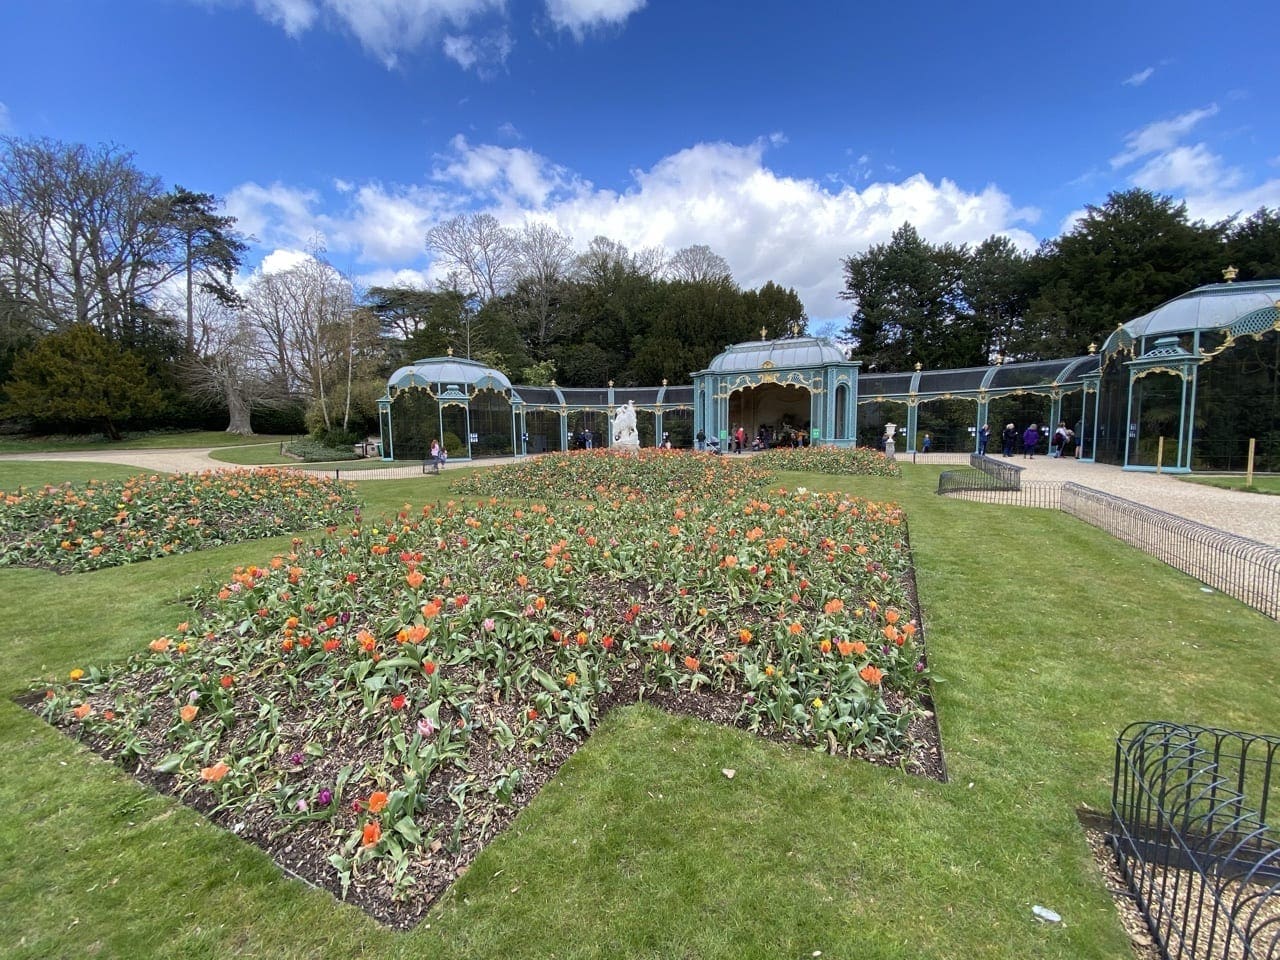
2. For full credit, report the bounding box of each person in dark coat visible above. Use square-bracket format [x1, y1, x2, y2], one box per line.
[1001, 423, 1017, 457]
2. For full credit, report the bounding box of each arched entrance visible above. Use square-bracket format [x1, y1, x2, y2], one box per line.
[728, 382, 812, 446]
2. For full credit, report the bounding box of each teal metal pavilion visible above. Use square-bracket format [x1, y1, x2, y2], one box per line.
[375, 279, 1279, 472]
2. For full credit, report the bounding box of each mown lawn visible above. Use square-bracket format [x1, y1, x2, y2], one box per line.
[0, 430, 293, 453]
[1, 460, 1275, 959]
[1181, 473, 1280, 495]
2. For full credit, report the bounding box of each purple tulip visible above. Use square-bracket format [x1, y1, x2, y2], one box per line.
[289, 751, 304, 766]
[317, 788, 333, 806]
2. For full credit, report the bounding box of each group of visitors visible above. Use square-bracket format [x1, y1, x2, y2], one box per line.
[995, 421, 1077, 459]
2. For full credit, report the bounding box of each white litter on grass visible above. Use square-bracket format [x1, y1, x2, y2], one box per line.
[1032, 905, 1062, 923]
[1200, 587, 1214, 593]
[721, 768, 736, 779]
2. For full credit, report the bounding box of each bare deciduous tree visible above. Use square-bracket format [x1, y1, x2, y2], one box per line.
[666, 243, 733, 284]
[511, 221, 574, 353]
[178, 289, 271, 435]
[424, 212, 518, 305]
[0, 137, 178, 343]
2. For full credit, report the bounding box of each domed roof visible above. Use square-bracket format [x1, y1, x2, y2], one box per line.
[387, 356, 513, 393]
[703, 336, 849, 374]
[1115, 279, 1280, 341]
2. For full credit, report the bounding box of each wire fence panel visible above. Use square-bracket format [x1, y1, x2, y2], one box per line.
[1062, 484, 1280, 622]
[1112, 721, 1280, 959]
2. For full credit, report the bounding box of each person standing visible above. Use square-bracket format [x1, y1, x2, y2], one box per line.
[734, 424, 745, 453]
[922, 433, 932, 454]
[696, 428, 705, 451]
[978, 423, 991, 456]
[1022, 423, 1040, 459]
[1001, 423, 1017, 457]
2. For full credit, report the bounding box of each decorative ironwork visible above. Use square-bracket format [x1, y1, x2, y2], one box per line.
[1111, 720, 1280, 959]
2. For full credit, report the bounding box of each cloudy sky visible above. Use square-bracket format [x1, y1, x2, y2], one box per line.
[2, 0, 1278, 323]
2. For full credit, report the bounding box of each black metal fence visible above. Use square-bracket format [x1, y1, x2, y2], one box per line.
[1062, 484, 1280, 622]
[1111, 721, 1280, 959]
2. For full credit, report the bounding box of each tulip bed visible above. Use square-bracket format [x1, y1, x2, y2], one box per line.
[450, 446, 775, 500]
[33, 452, 934, 928]
[753, 445, 903, 477]
[0, 468, 356, 572]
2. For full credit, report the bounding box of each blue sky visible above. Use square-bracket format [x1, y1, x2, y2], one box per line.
[2, 0, 1278, 323]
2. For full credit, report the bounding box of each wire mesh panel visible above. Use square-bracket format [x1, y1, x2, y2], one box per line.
[1112, 721, 1280, 959]
[1062, 484, 1280, 621]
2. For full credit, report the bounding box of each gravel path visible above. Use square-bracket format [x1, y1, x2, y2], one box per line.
[3, 447, 1276, 549]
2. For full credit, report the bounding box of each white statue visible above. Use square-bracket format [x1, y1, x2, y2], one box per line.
[883, 422, 896, 460]
[612, 400, 640, 451]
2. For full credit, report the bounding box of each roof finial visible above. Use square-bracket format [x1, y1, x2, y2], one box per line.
[608, 379, 614, 388]
[1088, 342, 1097, 354]
[914, 361, 922, 372]
[760, 326, 768, 340]
[1222, 265, 1239, 282]
[446, 346, 454, 356]
[662, 378, 668, 387]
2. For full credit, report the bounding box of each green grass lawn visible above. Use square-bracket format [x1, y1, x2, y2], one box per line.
[1181, 473, 1280, 495]
[1, 460, 1276, 958]
[0, 430, 294, 453]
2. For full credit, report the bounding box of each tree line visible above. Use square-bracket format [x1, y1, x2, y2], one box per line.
[1, 135, 1276, 442]
[841, 190, 1280, 371]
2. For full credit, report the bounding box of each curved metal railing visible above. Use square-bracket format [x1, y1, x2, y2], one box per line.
[1112, 721, 1280, 958]
[1062, 484, 1280, 621]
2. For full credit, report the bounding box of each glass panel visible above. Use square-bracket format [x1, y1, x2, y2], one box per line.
[524, 409, 561, 453]
[389, 390, 440, 461]
[1127, 372, 1184, 468]
[916, 397, 978, 452]
[987, 396, 1051, 457]
[835, 384, 848, 439]
[856, 400, 908, 450]
[566, 410, 607, 448]
[1193, 329, 1279, 471]
[1094, 354, 1129, 465]
[469, 389, 513, 459]
[661, 409, 694, 448]
[440, 404, 469, 458]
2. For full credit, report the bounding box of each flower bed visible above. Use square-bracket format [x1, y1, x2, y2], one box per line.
[35, 481, 936, 927]
[0, 468, 357, 572]
[450, 447, 773, 500]
[753, 445, 902, 477]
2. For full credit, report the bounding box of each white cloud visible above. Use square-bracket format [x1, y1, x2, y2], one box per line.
[1129, 143, 1242, 194]
[1111, 104, 1219, 168]
[432, 134, 580, 208]
[231, 136, 1040, 323]
[1179, 178, 1280, 223]
[1101, 102, 1278, 226]
[441, 29, 512, 74]
[260, 247, 314, 274]
[1122, 67, 1154, 87]
[221, 0, 505, 68]
[438, 136, 1037, 321]
[225, 179, 447, 263]
[252, 0, 317, 35]
[497, 121, 522, 140]
[545, 0, 645, 37]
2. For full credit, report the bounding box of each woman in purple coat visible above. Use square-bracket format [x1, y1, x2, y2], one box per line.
[1022, 423, 1040, 458]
